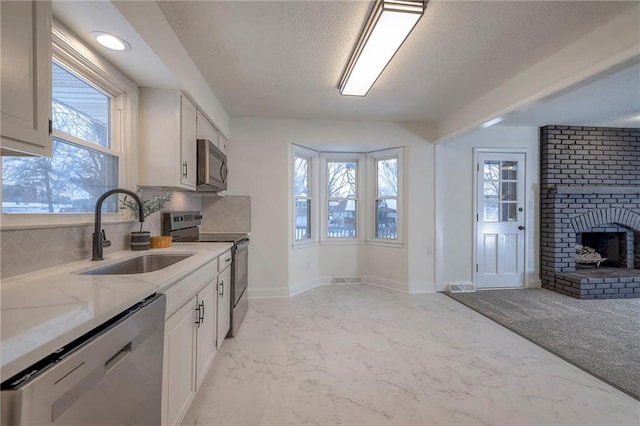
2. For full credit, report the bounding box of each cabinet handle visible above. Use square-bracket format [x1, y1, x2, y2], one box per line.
[194, 304, 201, 327]
[219, 281, 224, 297]
[183, 161, 188, 178]
[200, 301, 205, 323]
[225, 257, 231, 263]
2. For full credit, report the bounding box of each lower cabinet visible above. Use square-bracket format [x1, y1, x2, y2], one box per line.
[163, 297, 197, 426]
[195, 281, 218, 389]
[162, 251, 233, 425]
[217, 261, 231, 349]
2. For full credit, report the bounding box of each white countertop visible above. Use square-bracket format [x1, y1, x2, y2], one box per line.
[1, 242, 232, 383]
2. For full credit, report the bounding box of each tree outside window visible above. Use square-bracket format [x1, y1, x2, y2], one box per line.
[327, 160, 358, 238]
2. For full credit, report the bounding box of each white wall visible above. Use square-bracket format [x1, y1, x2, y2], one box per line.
[228, 118, 436, 297]
[435, 126, 539, 290]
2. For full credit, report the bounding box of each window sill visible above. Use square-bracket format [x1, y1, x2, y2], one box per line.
[366, 240, 404, 248]
[0, 214, 135, 231]
[320, 239, 366, 246]
[292, 240, 319, 250]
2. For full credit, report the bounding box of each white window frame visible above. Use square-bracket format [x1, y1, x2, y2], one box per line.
[0, 19, 138, 230]
[368, 147, 403, 246]
[292, 145, 318, 247]
[320, 152, 365, 244]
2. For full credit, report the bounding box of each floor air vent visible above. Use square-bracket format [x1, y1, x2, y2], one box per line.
[333, 277, 362, 285]
[446, 283, 476, 293]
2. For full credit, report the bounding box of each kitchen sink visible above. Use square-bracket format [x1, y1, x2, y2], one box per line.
[81, 254, 193, 275]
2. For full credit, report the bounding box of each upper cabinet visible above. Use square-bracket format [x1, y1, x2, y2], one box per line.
[139, 89, 197, 189]
[1, 0, 52, 157]
[196, 110, 219, 146]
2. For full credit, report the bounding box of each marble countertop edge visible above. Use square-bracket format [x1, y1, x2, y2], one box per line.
[1, 242, 232, 382]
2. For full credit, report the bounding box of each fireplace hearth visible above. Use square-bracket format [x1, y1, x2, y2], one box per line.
[540, 125, 640, 299]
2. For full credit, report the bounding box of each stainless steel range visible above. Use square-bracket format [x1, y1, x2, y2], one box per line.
[162, 211, 248, 338]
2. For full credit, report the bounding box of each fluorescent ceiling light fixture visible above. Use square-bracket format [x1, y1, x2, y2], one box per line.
[481, 116, 505, 128]
[91, 32, 131, 52]
[338, 0, 427, 97]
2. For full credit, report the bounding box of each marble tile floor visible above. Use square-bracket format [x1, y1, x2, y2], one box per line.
[182, 285, 639, 425]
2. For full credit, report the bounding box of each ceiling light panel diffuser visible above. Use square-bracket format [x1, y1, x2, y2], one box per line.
[339, 0, 427, 97]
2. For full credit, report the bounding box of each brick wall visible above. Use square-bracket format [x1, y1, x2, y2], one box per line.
[540, 126, 640, 299]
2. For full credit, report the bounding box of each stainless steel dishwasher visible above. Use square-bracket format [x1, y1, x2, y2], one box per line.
[1, 293, 166, 425]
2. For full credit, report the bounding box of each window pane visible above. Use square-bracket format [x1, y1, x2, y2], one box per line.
[52, 62, 110, 148]
[2, 139, 118, 213]
[327, 161, 357, 197]
[328, 200, 356, 238]
[294, 156, 308, 197]
[295, 199, 311, 240]
[375, 199, 397, 239]
[377, 158, 397, 197]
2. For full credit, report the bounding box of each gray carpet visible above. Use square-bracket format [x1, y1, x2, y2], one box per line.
[446, 288, 640, 400]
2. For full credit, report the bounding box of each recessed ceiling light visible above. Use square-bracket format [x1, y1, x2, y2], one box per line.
[91, 31, 131, 52]
[481, 117, 505, 128]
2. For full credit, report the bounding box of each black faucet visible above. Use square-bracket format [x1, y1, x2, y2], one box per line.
[92, 188, 144, 261]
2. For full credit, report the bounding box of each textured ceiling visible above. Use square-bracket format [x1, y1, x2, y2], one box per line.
[158, 0, 635, 123]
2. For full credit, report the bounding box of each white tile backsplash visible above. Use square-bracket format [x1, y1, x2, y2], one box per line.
[1, 190, 201, 278]
[201, 196, 251, 232]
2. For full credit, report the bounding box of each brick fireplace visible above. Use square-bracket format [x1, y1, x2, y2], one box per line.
[540, 126, 640, 299]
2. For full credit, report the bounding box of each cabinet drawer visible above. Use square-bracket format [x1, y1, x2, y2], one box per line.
[218, 250, 232, 272]
[164, 259, 217, 318]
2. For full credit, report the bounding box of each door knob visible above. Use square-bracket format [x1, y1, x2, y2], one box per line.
[518, 225, 525, 230]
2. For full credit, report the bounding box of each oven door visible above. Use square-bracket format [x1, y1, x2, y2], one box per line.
[232, 240, 249, 306]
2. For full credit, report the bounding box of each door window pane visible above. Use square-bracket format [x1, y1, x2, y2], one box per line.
[501, 161, 517, 180]
[501, 203, 517, 222]
[501, 182, 517, 201]
[328, 200, 356, 238]
[52, 62, 110, 148]
[2, 138, 118, 213]
[484, 160, 500, 181]
[484, 202, 499, 222]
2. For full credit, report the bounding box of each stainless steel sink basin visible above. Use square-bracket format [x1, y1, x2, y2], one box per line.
[81, 254, 193, 275]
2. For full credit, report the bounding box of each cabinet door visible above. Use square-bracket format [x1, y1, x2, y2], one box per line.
[180, 95, 197, 188]
[196, 110, 219, 145]
[217, 266, 232, 349]
[163, 297, 197, 426]
[0, 0, 52, 156]
[195, 280, 218, 389]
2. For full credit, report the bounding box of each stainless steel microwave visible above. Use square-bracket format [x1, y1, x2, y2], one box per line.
[197, 139, 228, 192]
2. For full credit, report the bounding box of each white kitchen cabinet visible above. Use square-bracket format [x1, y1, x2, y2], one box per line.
[195, 281, 218, 389]
[162, 257, 220, 426]
[0, 0, 52, 156]
[163, 297, 197, 426]
[219, 133, 229, 156]
[196, 110, 219, 146]
[139, 89, 197, 189]
[217, 254, 232, 349]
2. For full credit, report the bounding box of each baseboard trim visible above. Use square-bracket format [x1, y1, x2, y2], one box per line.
[248, 287, 290, 299]
[289, 277, 331, 297]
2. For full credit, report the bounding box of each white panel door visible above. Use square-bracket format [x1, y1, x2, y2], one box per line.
[476, 152, 526, 288]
